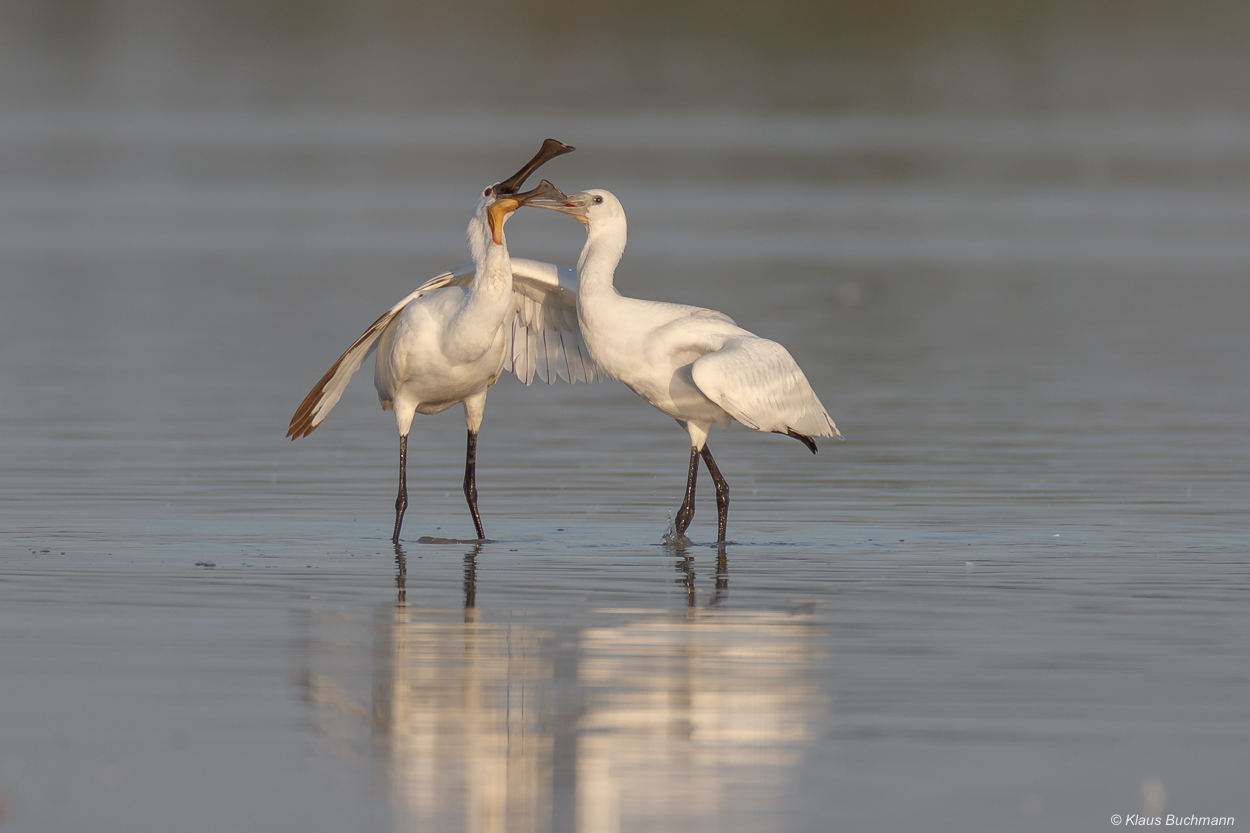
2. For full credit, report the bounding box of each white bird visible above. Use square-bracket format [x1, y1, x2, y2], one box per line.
[287, 140, 595, 543]
[529, 188, 839, 544]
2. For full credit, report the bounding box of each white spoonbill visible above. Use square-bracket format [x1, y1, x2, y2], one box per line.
[288, 140, 594, 543]
[530, 188, 839, 544]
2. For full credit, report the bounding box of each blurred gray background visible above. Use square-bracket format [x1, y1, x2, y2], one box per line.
[5, 0, 1250, 111]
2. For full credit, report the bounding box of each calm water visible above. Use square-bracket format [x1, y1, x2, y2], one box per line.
[2, 102, 1249, 831]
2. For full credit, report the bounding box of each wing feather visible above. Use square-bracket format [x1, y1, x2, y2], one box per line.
[542, 326, 560, 385]
[530, 325, 545, 382]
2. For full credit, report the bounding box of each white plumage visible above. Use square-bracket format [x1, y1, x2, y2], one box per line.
[530, 188, 839, 544]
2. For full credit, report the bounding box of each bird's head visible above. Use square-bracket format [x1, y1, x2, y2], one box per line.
[525, 188, 623, 230]
[473, 179, 570, 246]
[471, 139, 575, 248]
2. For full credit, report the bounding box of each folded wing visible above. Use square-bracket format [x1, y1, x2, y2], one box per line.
[689, 336, 839, 440]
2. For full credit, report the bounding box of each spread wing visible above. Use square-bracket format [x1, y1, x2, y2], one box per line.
[286, 268, 468, 439]
[377, 258, 596, 385]
[287, 258, 595, 439]
[689, 335, 839, 440]
[505, 258, 598, 385]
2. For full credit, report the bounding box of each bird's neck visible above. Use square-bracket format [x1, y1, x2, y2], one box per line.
[447, 237, 512, 361]
[470, 238, 512, 298]
[576, 220, 626, 305]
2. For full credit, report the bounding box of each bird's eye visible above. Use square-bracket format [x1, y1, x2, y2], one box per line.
[484, 187, 492, 197]
[592, 195, 604, 205]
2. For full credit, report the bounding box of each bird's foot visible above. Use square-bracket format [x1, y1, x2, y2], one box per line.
[661, 512, 694, 550]
[417, 535, 494, 545]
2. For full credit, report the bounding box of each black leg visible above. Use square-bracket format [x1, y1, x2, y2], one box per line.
[463, 429, 486, 540]
[700, 444, 730, 543]
[674, 446, 699, 534]
[392, 433, 408, 544]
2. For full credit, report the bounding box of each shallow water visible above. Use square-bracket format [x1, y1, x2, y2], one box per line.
[2, 106, 1249, 832]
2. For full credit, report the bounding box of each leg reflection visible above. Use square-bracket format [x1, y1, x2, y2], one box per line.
[673, 548, 730, 608]
[463, 544, 481, 618]
[709, 544, 729, 606]
[676, 554, 696, 608]
[393, 541, 407, 605]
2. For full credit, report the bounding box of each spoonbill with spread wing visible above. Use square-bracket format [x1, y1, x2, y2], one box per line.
[287, 140, 594, 543]
[530, 188, 838, 544]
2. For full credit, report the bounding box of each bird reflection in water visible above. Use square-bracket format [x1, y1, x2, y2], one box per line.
[301, 549, 822, 832]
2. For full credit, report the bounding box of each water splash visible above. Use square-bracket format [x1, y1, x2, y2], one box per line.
[660, 512, 693, 550]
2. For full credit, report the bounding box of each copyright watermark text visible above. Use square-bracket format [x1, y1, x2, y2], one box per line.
[1112, 815, 1234, 827]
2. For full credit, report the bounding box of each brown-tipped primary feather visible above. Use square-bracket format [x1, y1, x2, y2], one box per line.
[286, 270, 468, 440]
[287, 307, 394, 439]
